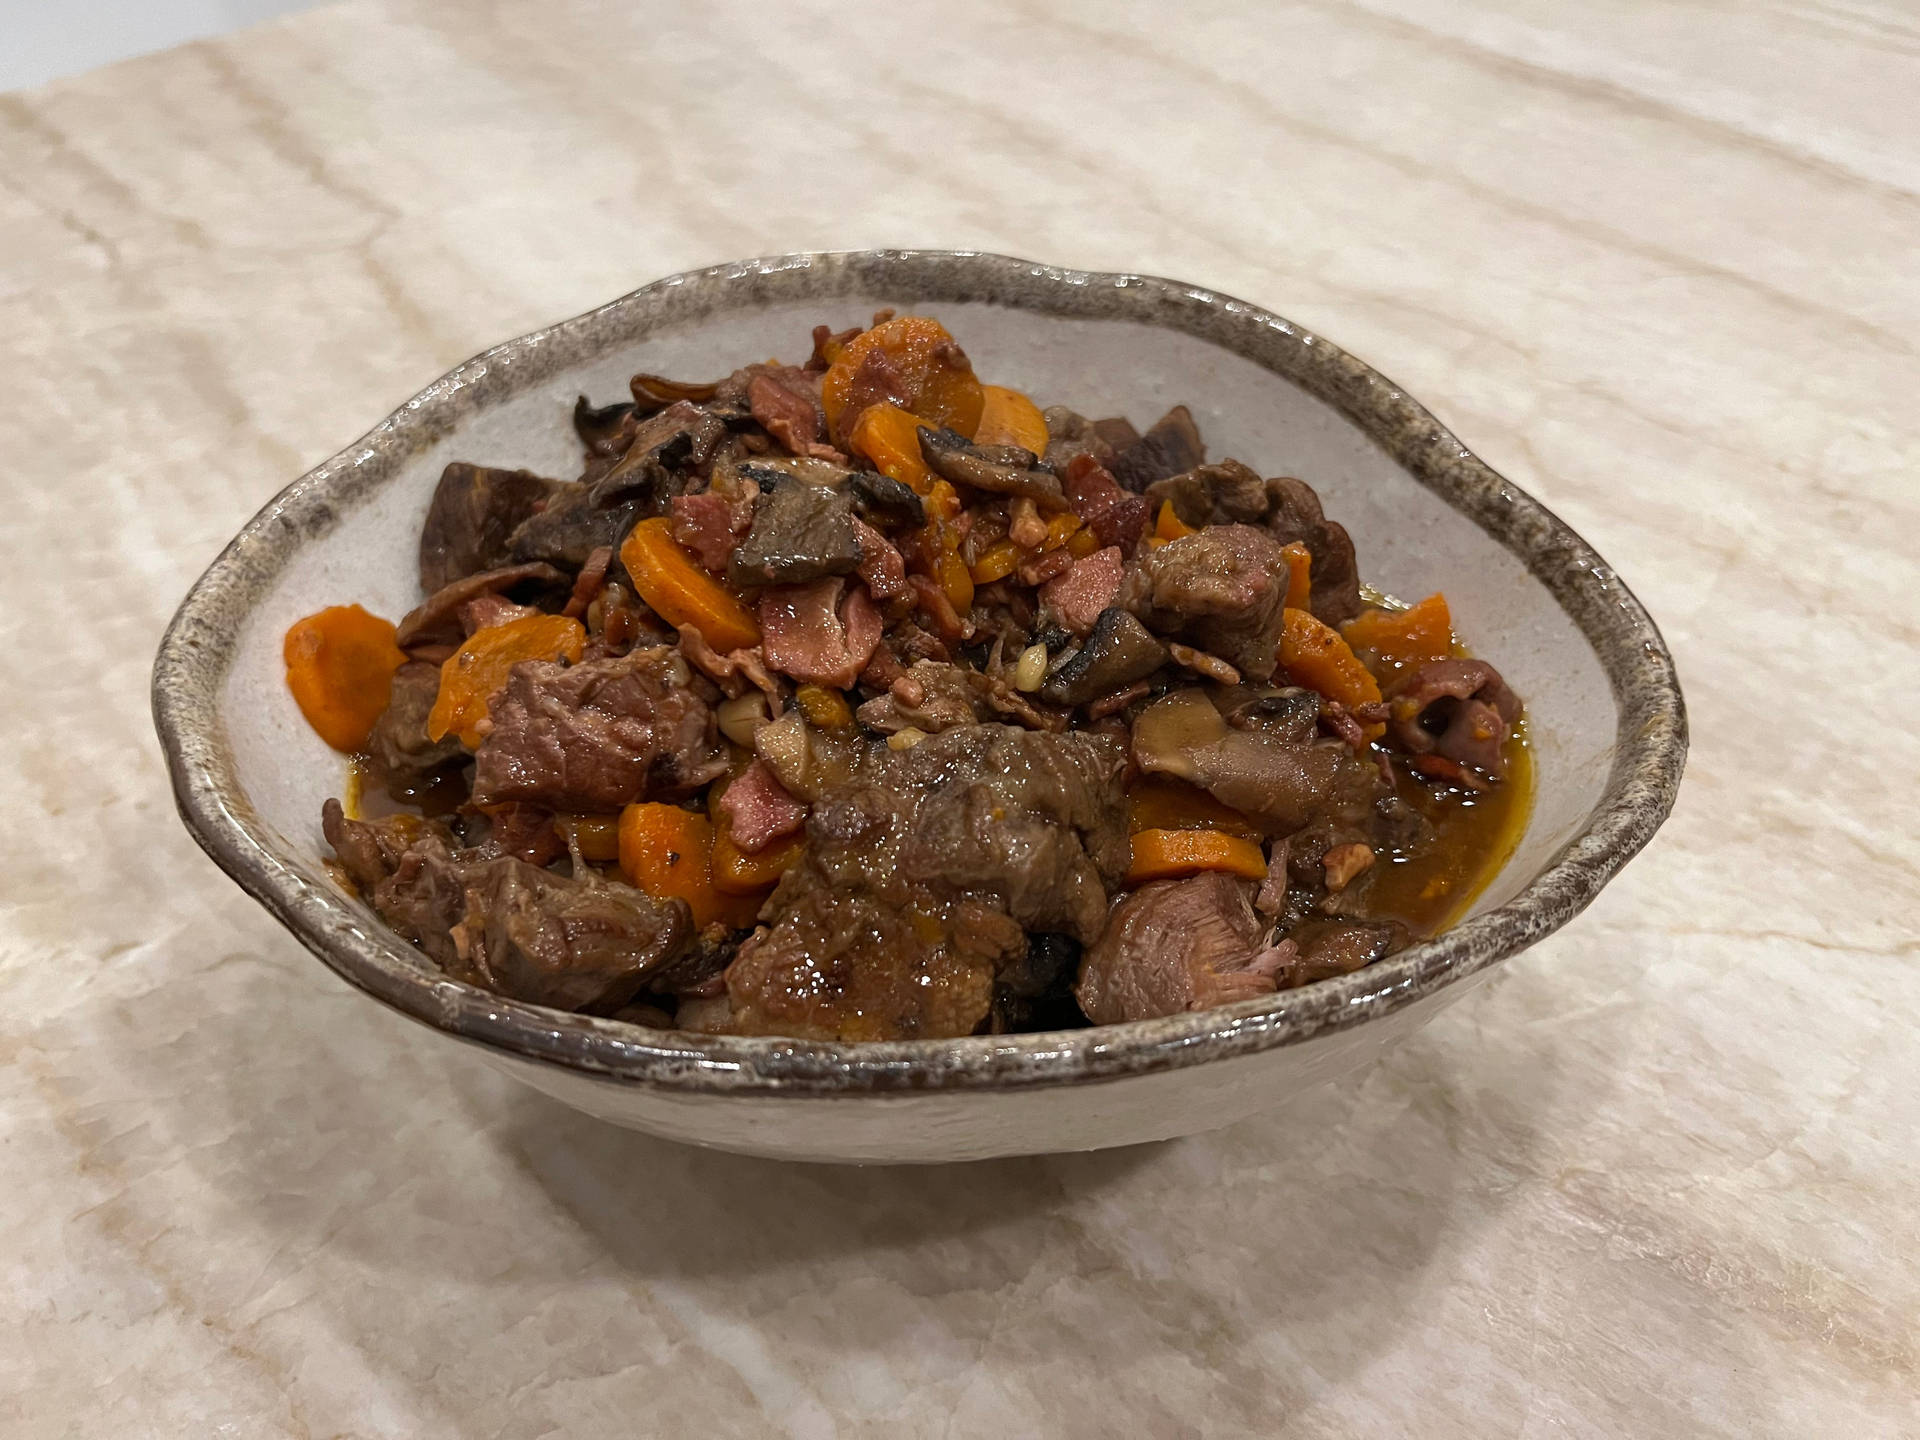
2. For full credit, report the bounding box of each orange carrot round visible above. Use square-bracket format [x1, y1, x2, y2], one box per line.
[283, 604, 409, 753]
[427, 612, 584, 748]
[849, 402, 934, 492]
[620, 516, 760, 653]
[1342, 592, 1454, 670]
[619, 802, 761, 929]
[974, 384, 1049, 453]
[1280, 608, 1384, 739]
[821, 316, 984, 442]
[1125, 828, 1268, 885]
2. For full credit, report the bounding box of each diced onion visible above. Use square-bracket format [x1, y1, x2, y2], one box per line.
[717, 691, 770, 748]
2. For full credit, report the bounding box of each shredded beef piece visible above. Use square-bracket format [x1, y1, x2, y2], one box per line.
[472, 645, 725, 812]
[1144, 459, 1271, 528]
[1076, 873, 1294, 1023]
[856, 661, 980, 735]
[1263, 476, 1363, 626]
[676, 624, 780, 701]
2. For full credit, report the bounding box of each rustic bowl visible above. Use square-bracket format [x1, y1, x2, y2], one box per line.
[153, 250, 1686, 1164]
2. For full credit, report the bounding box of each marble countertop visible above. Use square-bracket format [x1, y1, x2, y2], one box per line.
[3, 0, 1915, 1434]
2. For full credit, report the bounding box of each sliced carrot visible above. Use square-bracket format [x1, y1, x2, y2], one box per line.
[1125, 828, 1269, 885]
[1152, 500, 1198, 545]
[849, 402, 933, 493]
[620, 516, 760, 653]
[1280, 542, 1312, 611]
[283, 604, 409, 753]
[1342, 593, 1454, 670]
[969, 539, 1021, 585]
[935, 543, 974, 615]
[618, 803, 761, 930]
[1280, 607, 1384, 739]
[974, 384, 1050, 453]
[1040, 510, 1083, 551]
[820, 316, 984, 442]
[712, 825, 805, 895]
[427, 612, 584, 749]
[1126, 776, 1261, 840]
[1065, 527, 1101, 559]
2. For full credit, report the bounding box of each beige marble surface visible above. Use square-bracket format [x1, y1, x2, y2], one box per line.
[2, 0, 1916, 1433]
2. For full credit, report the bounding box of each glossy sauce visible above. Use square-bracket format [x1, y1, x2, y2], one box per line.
[1366, 722, 1534, 935]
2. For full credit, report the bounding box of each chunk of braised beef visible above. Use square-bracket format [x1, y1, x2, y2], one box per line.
[366, 661, 465, 782]
[1144, 458, 1270, 527]
[728, 479, 861, 587]
[447, 858, 692, 1012]
[1119, 523, 1292, 680]
[419, 463, 567, 593]
[722, 725, 1128, 1041]
[471, 645, 725, 812]
[1076, 872, 1294, 1024]
[1107, 405, 1204, 493]
[856, 660, 981, 735]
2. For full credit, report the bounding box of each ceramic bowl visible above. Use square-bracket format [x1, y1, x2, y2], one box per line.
[153, 250, 1686, 1164]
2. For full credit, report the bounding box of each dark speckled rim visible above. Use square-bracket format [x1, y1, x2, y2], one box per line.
[152, 251, 1686, 1096]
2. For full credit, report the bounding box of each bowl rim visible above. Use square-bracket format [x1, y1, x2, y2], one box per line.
[152, 249, 1687, 1097]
